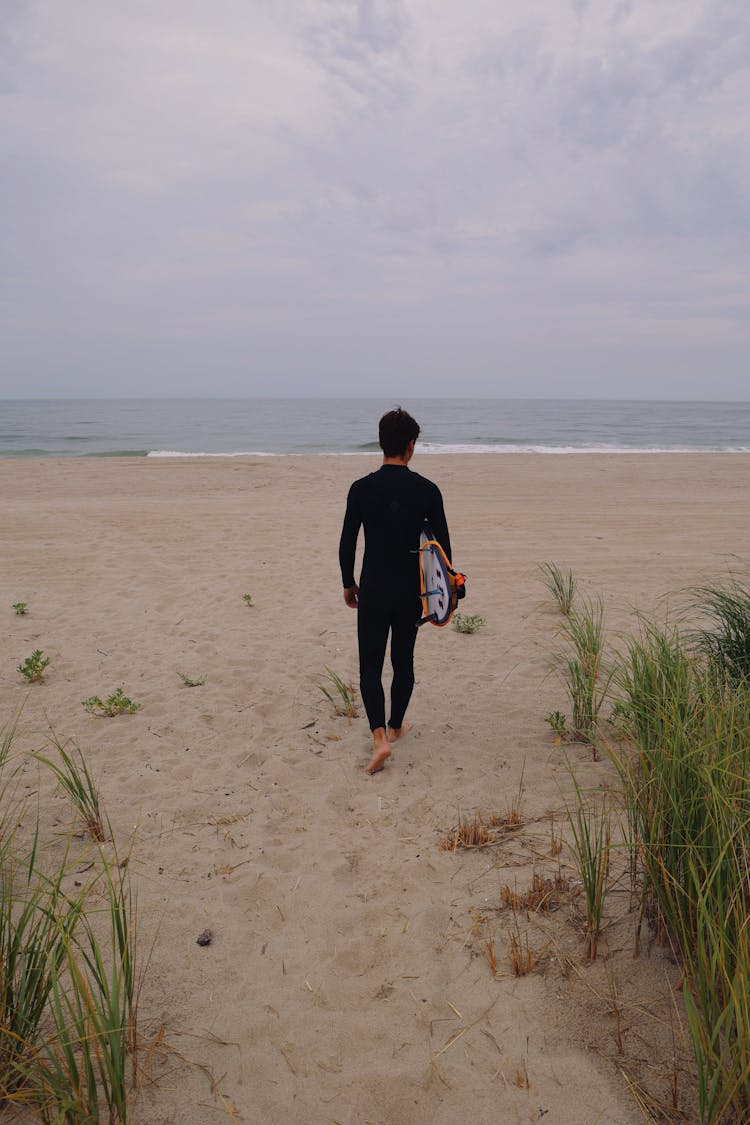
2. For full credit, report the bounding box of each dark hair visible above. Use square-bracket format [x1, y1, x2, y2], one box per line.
[379, 407, 420, 458]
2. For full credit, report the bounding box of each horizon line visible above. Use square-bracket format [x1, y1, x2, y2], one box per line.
[3, 394, 750, 405]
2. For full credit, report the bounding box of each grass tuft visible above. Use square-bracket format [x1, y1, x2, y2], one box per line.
[441, 811, 494, 850]
[500, 869, 570, 914]
[558, 597, 611, 745]
[539, 562, 577, 615]
[566, 774, 610, 961]
[691, 578, 750, 687]
[0, 713, 143, 1121]
[507, 918, 546, 977]
[440, 804, 523, 851]
[318, 668, 358, 718]
[35, 737, 107, 842]
[604, 610, 750, 1121]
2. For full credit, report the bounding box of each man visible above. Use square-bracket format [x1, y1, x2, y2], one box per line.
[339, 407, 452, 774]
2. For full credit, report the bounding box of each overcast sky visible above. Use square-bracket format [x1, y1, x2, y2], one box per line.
[1, 1, 748, 399]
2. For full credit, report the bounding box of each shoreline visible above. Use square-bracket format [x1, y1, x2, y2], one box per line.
[4, 446, 750, 460]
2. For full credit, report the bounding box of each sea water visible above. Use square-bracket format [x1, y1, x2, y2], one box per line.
[2, 398, 750, 458]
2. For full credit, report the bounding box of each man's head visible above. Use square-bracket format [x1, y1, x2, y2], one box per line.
[379, 407, 420, 459]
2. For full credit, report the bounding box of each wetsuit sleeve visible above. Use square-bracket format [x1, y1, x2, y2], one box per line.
[338, 482, 361, 587]
[428, 485, 452, 563]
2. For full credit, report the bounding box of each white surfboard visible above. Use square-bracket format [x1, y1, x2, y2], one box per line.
[418, 524, 464, 627]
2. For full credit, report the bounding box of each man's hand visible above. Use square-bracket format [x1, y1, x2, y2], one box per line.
[343, 585, 359, 609]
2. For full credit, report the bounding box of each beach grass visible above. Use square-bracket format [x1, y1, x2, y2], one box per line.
[691, 578, 750, 688]
[605, 616, 750, 1123]
[557, 597, 611, 744]
[318, 667, 358, 718]
[0, 718, 141, 1120]
[0, 840, 83, 1095]
[35, 736, 107, 842]
[538, 562, 577, 616]
[565, 773, 610, 961]
[5, 858, 137, 1122]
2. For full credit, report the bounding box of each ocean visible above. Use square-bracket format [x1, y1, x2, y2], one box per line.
[2, 398, 750, 458]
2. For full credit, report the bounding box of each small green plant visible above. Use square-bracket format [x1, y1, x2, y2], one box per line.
[242, 593, 254, 606]
[17, 650, 50, 683]
[566, 774, 610, 961]
[177, 671, 206, 687]
[12, 602, 28, 616]
[35, 738, 107, 842]
[452, 613, 485, 634]
[318, 667, 358, 718]
[539, 562, 577, 616]
[83, 688, 140, 717]
[545, 710, 568, 738]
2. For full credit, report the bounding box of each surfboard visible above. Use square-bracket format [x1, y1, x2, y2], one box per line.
[417, 524, 466, 627]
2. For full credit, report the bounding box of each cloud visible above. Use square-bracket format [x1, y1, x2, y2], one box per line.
[1, 0, 748, 396]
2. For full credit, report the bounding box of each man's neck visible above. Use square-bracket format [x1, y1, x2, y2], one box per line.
[382, 441, 415, 467]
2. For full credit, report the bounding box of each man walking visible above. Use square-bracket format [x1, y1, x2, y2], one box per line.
[339, 408, 452, 774]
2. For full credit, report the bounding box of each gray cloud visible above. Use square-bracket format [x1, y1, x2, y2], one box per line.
[1, 0, 748, 398]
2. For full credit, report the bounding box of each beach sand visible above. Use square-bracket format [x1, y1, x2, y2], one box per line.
[3, 452, 749, 1124]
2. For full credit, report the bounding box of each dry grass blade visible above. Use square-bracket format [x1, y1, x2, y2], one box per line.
[441, 811, 494, 850]
[500, 869, 571, 914]
[483, 936, 498, 977]
[440, 809, 523, 851]
[507, 919, 546, 977]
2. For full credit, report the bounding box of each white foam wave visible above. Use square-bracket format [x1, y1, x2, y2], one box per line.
[147, 449, 375, 457]
[147, 449, 282, 457]
[147, 444, 750, 458]
[410, 443, 750, 455]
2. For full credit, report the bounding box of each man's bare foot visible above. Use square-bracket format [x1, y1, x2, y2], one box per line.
[365, 729, 392, 774]
[387, 721, 412, 743]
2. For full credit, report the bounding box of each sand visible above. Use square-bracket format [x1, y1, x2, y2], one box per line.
[3, 452, 749, 1124]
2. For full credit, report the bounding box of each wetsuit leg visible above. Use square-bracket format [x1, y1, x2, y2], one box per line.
[388, 609, 418, 730]
[357, 610, 390, 731]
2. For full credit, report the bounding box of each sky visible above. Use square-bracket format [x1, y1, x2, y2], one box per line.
[1, 0, 748, 399]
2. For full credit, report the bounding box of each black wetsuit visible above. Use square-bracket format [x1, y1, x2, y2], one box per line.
[339, 464, 451, 731]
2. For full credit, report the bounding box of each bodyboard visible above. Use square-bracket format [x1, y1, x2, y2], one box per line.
[418, 524, 466, 627]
